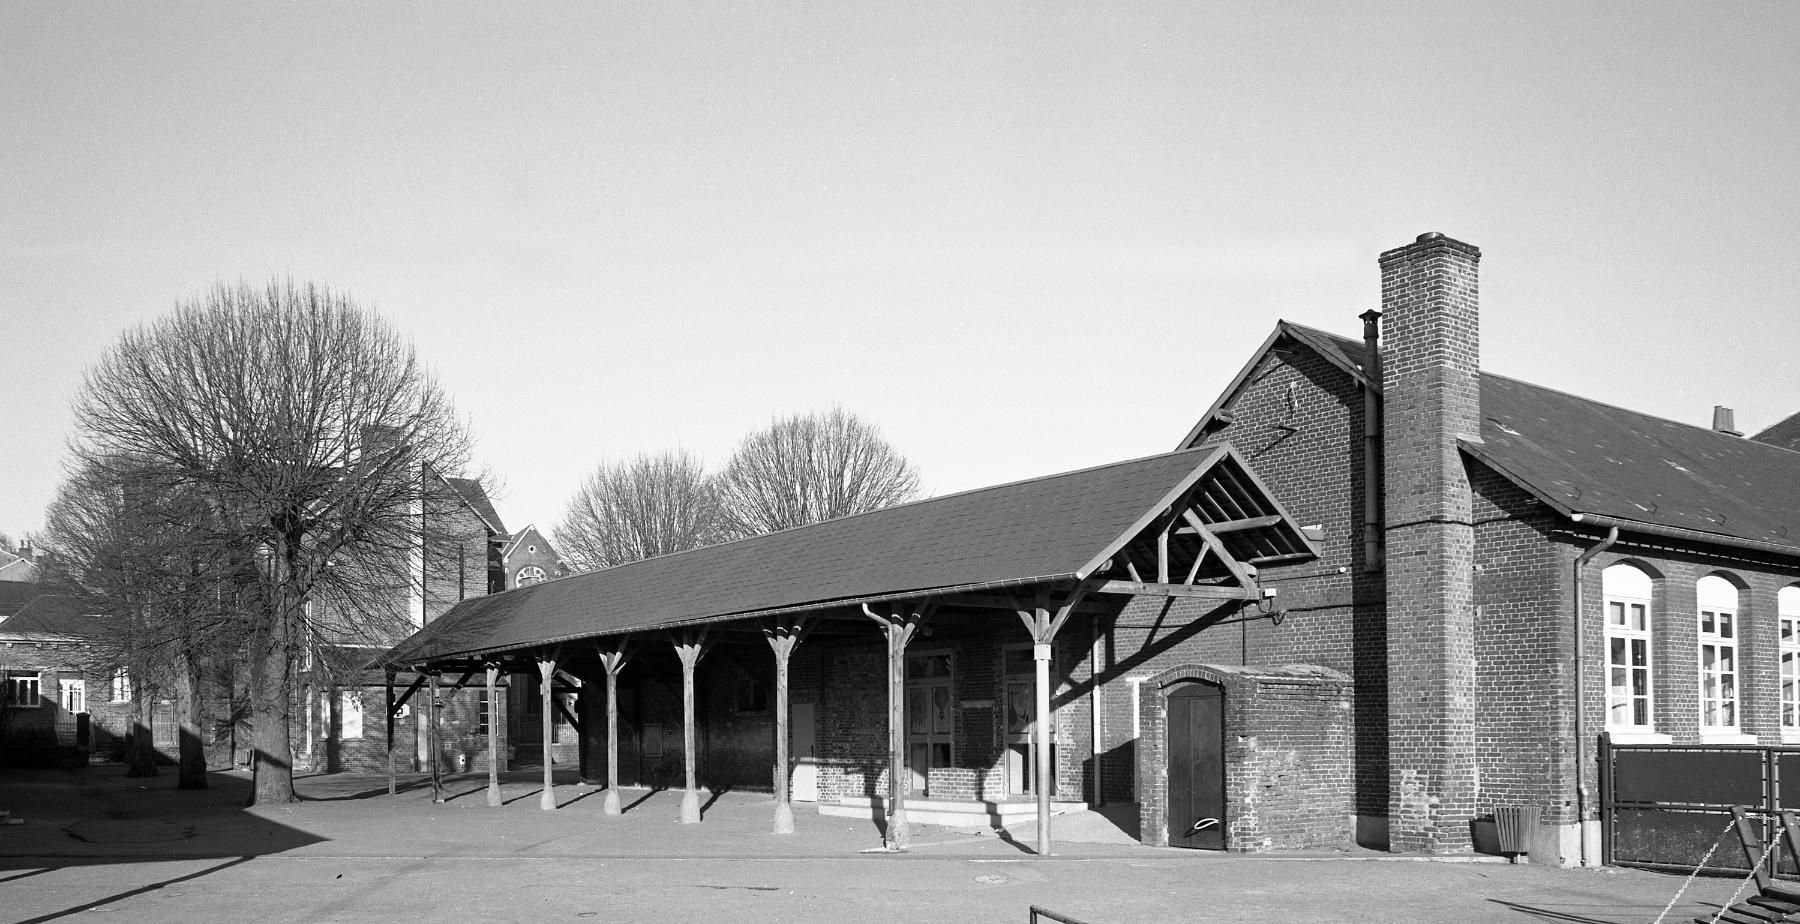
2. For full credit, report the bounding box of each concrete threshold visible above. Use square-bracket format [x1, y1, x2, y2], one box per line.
[818, 795, 1089, 828]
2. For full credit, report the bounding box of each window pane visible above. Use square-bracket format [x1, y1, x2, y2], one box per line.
[1630, 604, 1647, 630]
[1631, 639, 1648, 667]
[1609, 601, 1625, 626]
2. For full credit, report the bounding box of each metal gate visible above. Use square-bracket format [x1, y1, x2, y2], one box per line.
[1602, 734, 1800, 874]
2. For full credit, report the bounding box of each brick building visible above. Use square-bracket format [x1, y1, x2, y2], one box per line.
[384, 232, 1800, 867]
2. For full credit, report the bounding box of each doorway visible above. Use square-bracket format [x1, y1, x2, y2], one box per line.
[905, 651, 953, 795]
[1167, 681, 1225, 849]
[1002, 644, 1053, 796]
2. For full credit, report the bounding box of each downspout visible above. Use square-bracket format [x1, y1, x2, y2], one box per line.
[1359, 309, 1384, 571]
[1571, 525, 1618, 868]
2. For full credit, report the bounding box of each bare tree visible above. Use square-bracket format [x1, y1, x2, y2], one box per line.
[40, 460, 241, 786]
[68, 280, 479, 805]
[555, 450, 720, 572]
[714, 407, 921, 540]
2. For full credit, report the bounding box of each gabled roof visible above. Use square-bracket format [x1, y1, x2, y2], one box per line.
[0, 557, 37, 582]
[501, 523, 551, 559]
[1196, 321, 1800, 559]
[444, 476, 506, 537]
[384, 445, 1317, 666]
[1176, 320, 1376, 449]
[1755, 411, 1800, 453]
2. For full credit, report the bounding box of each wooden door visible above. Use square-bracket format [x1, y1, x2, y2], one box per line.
[1167, 682, 1225, 849]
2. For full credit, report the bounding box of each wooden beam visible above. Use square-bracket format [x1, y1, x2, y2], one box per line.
[671, 628, 712, 824]
[385, 671, 397, 797]
[861, 601, 934, 851]
[391, 675, 428, 714]
[1092, 580, 1259, 600]
[1182, 510, 1257, 590]
[428, 672, 444, 804]
[763, 617, 812, 835]
[485, 663, 501, 807]
[597, 636, 636, 816]
[1010, 583, 1093, 857]
[536, 652, 558, 811]
[1180, 514, 1283, 534]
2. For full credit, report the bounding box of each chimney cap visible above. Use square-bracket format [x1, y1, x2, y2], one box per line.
[1712, 405, 1743, 437]
[1417, 232, 1445, 242]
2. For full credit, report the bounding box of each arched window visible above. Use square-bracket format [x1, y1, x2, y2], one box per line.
[517, 565, 547, 587]
[1604, 564, 1655, 731]
[1697, 575, 1741, 731]
[1782, 586, 1800, 730]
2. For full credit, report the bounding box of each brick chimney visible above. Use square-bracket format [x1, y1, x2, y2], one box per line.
[1379, 231, 1481, 854]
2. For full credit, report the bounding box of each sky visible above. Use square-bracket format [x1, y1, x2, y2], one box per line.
[2, 2, 1796, 542]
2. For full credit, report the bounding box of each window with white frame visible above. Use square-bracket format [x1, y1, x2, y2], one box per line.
[340, 691, 365, 740]
[59, 679, 86, 714]
[110, 668, 132, 703]
[3, 671, 42, 708]
[1698, 575, 1741, 731]
[1782, 586, 1800, 730]
[1604, 564, 1655, 731]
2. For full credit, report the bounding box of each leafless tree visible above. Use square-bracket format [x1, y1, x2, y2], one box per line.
[714, 407, 921, 540]
[40, 460, 241, 786]
[68, 280, 481, 805]
[555, 450, 720, 572]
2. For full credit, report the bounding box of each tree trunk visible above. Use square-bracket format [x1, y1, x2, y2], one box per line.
[125, 684, 159, 778]
[246, 573, 299, 805]
[173, 647, 208, 790]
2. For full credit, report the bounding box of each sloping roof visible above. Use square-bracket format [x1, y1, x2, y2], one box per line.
[1198, 321, 1800, 559]
[386, 445, 1308, 665]
[1468, 375, 1800, 556]
[0, 581, 37, 622]
[0, 589, 104, 640]
[1755, 411, 1800, 452]
[501, 523, 549, 559]
[445, 476, 506, 537]
[1176, 320, 1376, 448]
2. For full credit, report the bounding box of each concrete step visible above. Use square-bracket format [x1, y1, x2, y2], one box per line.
[818, 795, 1088, 828]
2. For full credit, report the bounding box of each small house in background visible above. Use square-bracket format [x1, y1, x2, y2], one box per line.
[0, 584, 136, 765]
[501, 524, 570, 589]
[0, 540, 40, 583]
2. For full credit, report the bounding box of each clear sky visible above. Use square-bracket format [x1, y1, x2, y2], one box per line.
[3, 3, 1796, 540]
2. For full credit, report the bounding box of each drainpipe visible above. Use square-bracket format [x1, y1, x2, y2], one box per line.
[1571, 524, 1618, 868]
[1359, 309, 1384, 571]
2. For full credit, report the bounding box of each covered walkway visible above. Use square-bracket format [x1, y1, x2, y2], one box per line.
[379, 444, 1318, 854]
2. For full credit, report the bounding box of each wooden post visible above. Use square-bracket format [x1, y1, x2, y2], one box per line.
[486, 663, 501, 807]
[1013, 584, 1091, 857]
[597, 638, 634, 816]
[537, 651, 558, 811]
[763, 619, 811, 835]
[862, 602, 931, 851]
[672, 629, 713, 824]
[428, 672, 444, 804]
[385, 670, 396, 796]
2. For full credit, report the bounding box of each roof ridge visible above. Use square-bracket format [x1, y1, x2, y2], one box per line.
[1482, 371, 1800, 457]
[537, 444, 1223, 586]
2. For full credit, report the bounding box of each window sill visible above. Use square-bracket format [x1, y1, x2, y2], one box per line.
[1607, 731, 1672, 745]
[1699, 732, 1759, 745]
[1782, 730, 1800, 746]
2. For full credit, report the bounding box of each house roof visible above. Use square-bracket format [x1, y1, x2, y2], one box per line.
[384, 444, 1315, 666]
[1755, 411, 1800, 453]
[0, 588, 104, 640]
[0, 557, 36, 582]
[501, 524, 551, 560]
[1198, 321, 1800, 559]
[444, 476, 506, 537]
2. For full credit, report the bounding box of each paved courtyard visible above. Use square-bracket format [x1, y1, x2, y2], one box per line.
[0, 764, 1749, 924]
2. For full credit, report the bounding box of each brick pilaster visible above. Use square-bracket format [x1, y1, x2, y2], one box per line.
[1380, 232, 1482, 853]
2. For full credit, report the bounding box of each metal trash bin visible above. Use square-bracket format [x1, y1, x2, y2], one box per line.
[1493, 804, 1540, 860]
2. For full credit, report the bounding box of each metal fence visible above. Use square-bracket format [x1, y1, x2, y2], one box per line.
[1602, 735, 1800, 874]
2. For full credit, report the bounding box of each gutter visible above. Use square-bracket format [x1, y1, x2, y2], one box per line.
[1572, 525, 1618, 868]
[1568, 512, 1800, 560]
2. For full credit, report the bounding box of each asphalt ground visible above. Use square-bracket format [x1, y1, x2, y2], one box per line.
[0, 764, 1751, 924]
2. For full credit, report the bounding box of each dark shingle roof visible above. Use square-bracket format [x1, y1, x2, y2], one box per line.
[1755, 411, 1800, 452]
[1255, 322, 1800, 558]
[385, 445, 1274, 665]
[0, 590, 104, 639]
[1469, 374, 1800, 555]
